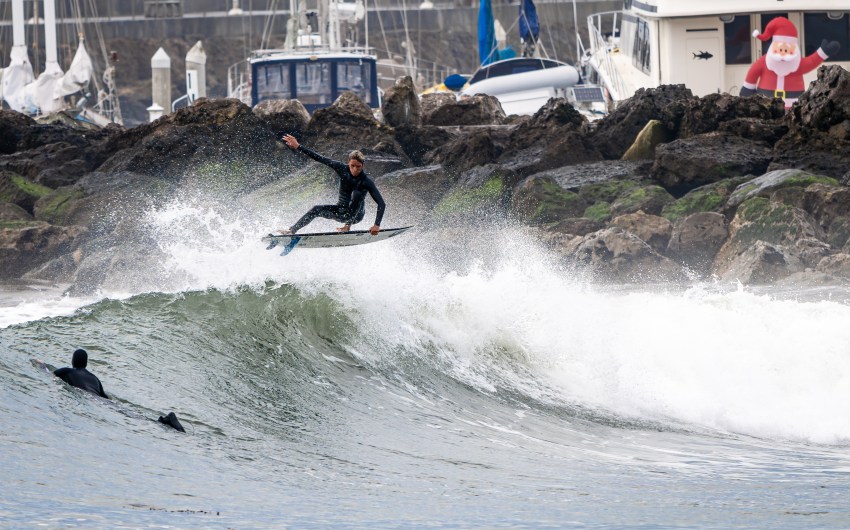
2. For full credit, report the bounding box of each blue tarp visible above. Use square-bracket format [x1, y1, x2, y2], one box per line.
[519, 0, 540, 43]
[478, 0, 497, 66]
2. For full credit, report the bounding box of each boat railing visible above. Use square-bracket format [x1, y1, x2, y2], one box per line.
[583, 10, 627, 103]
[227, 59, 252, 105]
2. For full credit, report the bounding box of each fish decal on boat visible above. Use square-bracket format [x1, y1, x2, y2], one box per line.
[692, 51, 714, 60]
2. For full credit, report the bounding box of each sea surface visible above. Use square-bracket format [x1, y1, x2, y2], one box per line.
[3, 200, 850, 528]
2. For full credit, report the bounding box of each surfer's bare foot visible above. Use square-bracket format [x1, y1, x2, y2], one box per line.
[336, 224, 351, 232]
[276, 228, 293, 235]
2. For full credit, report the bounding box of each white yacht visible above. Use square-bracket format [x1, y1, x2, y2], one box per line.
[581, 0, 850, 105]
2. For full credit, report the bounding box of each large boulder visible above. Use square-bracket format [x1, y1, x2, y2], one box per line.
[420, 92, 457, 125]
[392, 125, 455, 166]
[0, 141, 96, 188]
[770, 65, 850, 178]
[432, 164, 522, 221]
[660, 176, 753, 222]
[713, 196, 823, 278]
[651, 132, 773, 195]
[307, 92, 400, 156]
[562, 227, 685, 283]
[381, 76, 421, 128]
[610, 184, 675, 217]
[253, 99, 311, 137]
[510, 175, 586, 225]
[0, 110, 35, 154]
[592, 84, 694, 159]
[715, 240, 804, 284]
[675, 93, 785, 141]
[375, 165, 453, 211]
[423, 94, 506, 126]
[0, 222, 87, 278]
[666, 211, 728, 273]
[609, 211, 672, 253]
[724, 169, 839, 214]
[425, 128, 502, 175]
[0, 202, 33, 221]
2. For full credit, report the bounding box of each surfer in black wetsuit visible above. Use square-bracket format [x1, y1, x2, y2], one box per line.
[53, 349, 109, 399]
[278, 134, 385, 235]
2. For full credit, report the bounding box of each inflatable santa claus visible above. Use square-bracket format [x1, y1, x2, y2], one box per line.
[740, 16, 840, 108]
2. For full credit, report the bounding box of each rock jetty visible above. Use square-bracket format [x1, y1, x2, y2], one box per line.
[3, 65, 850, 291]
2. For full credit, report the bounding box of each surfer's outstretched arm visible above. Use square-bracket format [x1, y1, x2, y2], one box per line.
[281, 134, 346, 172]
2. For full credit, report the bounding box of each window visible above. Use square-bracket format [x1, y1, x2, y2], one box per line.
[336, 61, 373, 105]
[295, 62, 331, 106]
[256, 64, 291, 103]
[724, 15, 752, 65]
[760, 13, 788, 55]
[632, 18, 651, 74]
[804, 12, 850, 61]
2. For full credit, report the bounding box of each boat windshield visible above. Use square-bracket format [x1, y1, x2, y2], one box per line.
[336, 61, 373, 105]
[469, 58, 564, 84]
[256, 63, 291, 103]
[295, 62, 332, 106]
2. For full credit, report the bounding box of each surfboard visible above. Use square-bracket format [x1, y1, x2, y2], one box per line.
[262, 226, 413, 256]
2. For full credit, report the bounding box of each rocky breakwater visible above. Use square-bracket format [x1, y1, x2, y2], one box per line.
[3, 67, 850, 293]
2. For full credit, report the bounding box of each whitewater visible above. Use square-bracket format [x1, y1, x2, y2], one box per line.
[2, 196, 850, 528]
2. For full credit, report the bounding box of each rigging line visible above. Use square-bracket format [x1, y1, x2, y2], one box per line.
[399, 0, 412, 71]
[374, 0, 393, 64]
[261, 0, 280, 49]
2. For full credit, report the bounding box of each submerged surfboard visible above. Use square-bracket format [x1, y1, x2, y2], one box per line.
[262, 226, 413, 256]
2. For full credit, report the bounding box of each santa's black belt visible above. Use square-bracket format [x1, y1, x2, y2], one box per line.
[757, 88, 803, 99]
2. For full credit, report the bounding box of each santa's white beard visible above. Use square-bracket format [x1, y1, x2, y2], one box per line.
[765, 49, 802, 77]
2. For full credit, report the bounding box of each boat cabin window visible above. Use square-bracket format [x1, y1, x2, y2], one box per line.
[256, 64, 291, 103]
[468, 58, 563, 84]
[724, 16, 752, 65]
[296, 62, 332, 106]
[632, 18, 651, 74]
[337, 62, 373, 105]
[804, 12, 850, 61]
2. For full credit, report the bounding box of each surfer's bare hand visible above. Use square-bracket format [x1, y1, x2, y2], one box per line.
[336, 224, 351, 232]
[281, 134, 300, 150]
[369, 224, 380, 235]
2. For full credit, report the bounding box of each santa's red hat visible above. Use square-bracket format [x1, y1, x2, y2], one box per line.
[752, 16, 798, 43]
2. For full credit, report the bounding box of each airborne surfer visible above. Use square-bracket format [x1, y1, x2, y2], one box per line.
[277, 134, 385, 236]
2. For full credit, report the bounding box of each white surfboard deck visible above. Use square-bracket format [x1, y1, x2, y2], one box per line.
[262, 226, 413, 255]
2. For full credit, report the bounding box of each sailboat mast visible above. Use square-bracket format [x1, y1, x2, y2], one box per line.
[44, 0, 62, 75]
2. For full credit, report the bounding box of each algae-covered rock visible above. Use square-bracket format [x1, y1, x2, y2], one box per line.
[583, 201, 612, 223]
[713, 197, 823, 277]
[726, 169, 839, 212]
[0, 170, 53, 213]
[610, 184, 675, 217]
[510, 175, 586, 225]
[660, 176, 752, 221]
[33, 186, 88, 225]
[577, 180, 640, 205]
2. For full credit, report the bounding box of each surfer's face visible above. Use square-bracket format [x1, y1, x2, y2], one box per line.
[348, 159, 363, 176]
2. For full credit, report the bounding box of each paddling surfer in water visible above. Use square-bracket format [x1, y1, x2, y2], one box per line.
[278, 134, 385, 236]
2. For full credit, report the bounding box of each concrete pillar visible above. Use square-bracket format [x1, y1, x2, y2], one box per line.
[151, 47, 172, 112]
[228, 0, 243, 15]
[147, 103, 165, 122]
[185, 41, 207, 103]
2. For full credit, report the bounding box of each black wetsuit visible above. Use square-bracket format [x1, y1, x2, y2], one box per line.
[290, 145, 386, 233]
[53, 367, 109, 399]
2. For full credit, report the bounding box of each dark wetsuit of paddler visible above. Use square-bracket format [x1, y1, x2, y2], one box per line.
[278, 134, 385, 236]
[53, 349, 109, 399]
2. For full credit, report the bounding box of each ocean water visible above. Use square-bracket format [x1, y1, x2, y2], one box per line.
[3, 199, 850, 528]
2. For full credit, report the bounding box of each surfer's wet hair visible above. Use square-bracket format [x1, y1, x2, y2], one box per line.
[348, 150, 365, 164]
